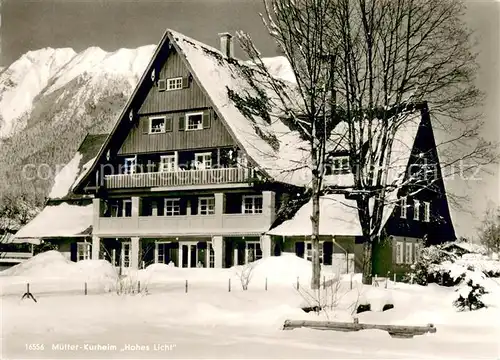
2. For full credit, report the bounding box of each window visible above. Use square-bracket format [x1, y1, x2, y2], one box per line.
[77, 242, 90, 261]
[423, 201, 431, 222]
[194, 152, 212, 170]
[414, 200, 421, 221]
[414, 242, 422, 262]
[199, 197, 215, 215]
[400, 197, 407, 219]
[123, 156, 137, 175]
[164, 198, 181, 216]
[160, 154, 177, 172]
[166, 77, 183, 91]
[149, 117, 166, 133]
[304, 241, 324, 263]
[109, 199, 132, 217]
[405, 242, 414, 264]
[186, 112, 203, 131]
[246, 242, 263, 263]
[242, 195, 263, 214]
[330, 156, 350, 174]
[395, 241, 403, 264]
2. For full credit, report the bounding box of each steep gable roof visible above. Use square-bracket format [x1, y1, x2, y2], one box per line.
[73, 29, 310, 193]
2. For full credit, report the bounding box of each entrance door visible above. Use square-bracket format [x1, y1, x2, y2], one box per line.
[179, 242, 210, 268]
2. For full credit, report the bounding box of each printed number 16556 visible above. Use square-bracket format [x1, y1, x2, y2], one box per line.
[26, 344, 45, 351]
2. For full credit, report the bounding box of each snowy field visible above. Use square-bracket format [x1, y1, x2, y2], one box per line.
[1, 252, 499, 359]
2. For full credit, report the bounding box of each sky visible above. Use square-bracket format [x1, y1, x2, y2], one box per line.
[1, 0, 499, 238]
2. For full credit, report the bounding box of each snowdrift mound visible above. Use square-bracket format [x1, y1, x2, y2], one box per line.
[1, 250, 117, 282]
[243, 253, 312, 285]
[1, 250, 73, 277]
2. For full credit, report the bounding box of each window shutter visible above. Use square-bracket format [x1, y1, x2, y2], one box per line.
[178, 116, 185, 131]
[182, 76, 190, 88]
[165, 117, 173, 132]
[142, 118, 150, 134]
[202, 110, 211, 129]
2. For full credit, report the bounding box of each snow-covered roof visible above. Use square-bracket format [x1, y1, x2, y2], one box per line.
[49, 133, 107, 200]
[442, 241, 489, 255]
[170, 30, 310, 186]
[268, 195, 363, 237]
[14, 203, 92, 239]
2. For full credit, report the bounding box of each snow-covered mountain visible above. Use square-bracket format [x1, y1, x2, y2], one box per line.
[0, 45, 155, 206]
[0, 46, 155, 139]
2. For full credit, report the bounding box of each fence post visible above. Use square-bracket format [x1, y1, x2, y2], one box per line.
[265, 277, 268, 291]
[393, 273, 397, 283]
[296, 277, 299, 290]
[323, 276, 326, 289]
[228, 278, 231, 292]
[137, 281, 141, 293]
[350, 273, 353, 290]
[185, 280, 188, 293]
[85, 282, 87, 295]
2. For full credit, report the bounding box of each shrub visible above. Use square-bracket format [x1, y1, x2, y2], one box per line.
[453, 279, 488, 311]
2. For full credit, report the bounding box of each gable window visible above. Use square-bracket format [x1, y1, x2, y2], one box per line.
[123, 156, 137, 175]
[186, 112, 204, 131]
[414, 200, 421, 221]
[77, 242, 90, 261]
[400, 197, 407, 219]
[166, 77, 183, 91]
[242, 195, 263, 214]
[149, 116, 166, 134]
[423, 201, 431, 222]
[164, 198, 181, 216]
[199, 197, 215, 215]
[328, 156, 350, 175]
[160, 154, 177, 172]
[194, 152, 212, 170]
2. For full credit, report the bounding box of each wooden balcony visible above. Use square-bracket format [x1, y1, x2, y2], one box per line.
[105, 167, 251, 189]
[95, 213, 271, 237]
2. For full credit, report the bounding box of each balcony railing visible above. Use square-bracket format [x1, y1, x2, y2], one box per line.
[105, 167, 252, 189]
[95, 213, 270, 237]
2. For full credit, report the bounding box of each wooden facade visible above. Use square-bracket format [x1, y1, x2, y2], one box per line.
[139, 50, 211, 114]
[119, 109, 235, 154]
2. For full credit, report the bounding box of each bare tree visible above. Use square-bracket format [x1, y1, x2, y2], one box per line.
[478, 206, 500, 255]
[234, 0, 495, 286]
[234, 0, 343, 290]
[331, 0, 495, 283]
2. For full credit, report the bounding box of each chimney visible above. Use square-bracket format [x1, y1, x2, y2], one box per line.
[218, 32, 234, 58]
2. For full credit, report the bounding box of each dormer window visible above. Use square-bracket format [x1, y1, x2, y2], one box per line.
[166, 77, 183, 91]
[149, 117, 166, 133]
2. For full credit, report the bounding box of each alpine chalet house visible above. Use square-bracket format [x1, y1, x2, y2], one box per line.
[14, 134, 107, 261]
[66, 29, 455, 274]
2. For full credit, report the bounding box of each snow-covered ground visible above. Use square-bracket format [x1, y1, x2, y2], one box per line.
[1, 252, 499, 359]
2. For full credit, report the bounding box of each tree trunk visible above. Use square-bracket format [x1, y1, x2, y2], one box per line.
[362, 241, 373, 285]
[311, 189, 321, 290]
